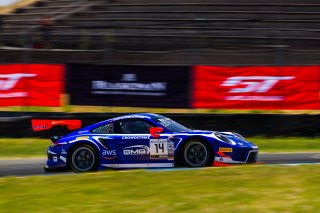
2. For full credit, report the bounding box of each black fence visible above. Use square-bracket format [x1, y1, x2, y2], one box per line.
[0, 112, 318, 138]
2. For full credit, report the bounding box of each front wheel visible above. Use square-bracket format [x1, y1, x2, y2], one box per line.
[181, 140, 213, 167]
[68, 144, 99, 172]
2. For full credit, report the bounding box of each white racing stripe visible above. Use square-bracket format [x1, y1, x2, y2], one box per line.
[101, 163, 174, 168]
[48, 150, 56, 155]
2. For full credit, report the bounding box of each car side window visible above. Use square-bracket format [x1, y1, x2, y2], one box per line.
[118, 119, 153, 134]
[92, 123, 114, 134]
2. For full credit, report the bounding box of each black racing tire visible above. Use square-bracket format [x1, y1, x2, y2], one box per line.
[181, 139, 213, 167]
[68, 144, 99, 173]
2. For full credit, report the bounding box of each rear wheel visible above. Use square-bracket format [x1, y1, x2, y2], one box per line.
[68, 144, 99, 172]
[181, 140, 213, 167]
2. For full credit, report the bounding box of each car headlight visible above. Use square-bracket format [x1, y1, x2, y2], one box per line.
[214, 133, 235, 145]
[233, 132, 246, 141]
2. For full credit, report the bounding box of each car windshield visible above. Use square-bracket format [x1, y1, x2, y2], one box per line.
[151, 115, 190, 132]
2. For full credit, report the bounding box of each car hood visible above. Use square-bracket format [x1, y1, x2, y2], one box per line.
[174, 130, 257, 148]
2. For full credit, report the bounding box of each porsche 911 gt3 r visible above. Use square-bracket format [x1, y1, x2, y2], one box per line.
[32, 113, 259, 172]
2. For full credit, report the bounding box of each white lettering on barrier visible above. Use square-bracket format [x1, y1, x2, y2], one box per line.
[92, 81, 167, 91]
[221, 76, 295, 101]
[222, 76, 294, 93]
[0, 73, 37, 98]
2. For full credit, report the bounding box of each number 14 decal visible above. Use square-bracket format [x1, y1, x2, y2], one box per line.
[150, 139, 168, 159]
[155, 143, 165, 153]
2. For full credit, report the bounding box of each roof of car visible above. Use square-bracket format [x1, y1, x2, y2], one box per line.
[110, 113, 162, 121]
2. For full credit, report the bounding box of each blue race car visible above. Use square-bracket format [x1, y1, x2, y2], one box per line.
[32, 113, 259, 172]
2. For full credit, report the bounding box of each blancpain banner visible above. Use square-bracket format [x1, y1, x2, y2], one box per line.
[92, 75, 167, 96]
[68, 64, 191, 108]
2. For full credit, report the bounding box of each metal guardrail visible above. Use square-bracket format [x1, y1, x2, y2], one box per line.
[1, 46, 320, 65]
[1, 29, 319, 51]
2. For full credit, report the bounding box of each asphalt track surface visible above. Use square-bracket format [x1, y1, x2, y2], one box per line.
[1, 153, 320, 177]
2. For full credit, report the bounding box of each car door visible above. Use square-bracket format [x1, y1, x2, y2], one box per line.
[113, 118, 174, 167]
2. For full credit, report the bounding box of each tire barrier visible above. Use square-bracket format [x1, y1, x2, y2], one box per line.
[0, 112, 318, 138]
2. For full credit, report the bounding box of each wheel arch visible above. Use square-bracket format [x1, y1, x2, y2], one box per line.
[67, 140, 100, 165]
[175, 136, 215, 164]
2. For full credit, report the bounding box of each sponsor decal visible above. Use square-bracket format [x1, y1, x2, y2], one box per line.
[102, 150, 116, 156]
[167, 141, 175, 160]
[68, 64, 190, 108]
[219, 147, 233, 152]
[61, 149, 67, 155]
[122, 136, 150, 140]
[214, 157, 244, 164]
[112, 115, 149, 121]
[150, 138, 174, 159]
[33, 125, 47, 130]
[92, 73, 167, 96]
[0, 64, 64, 107]
[123, 145, 150, 155]
[157, 118, 172, 128]
[232, 76, 293, 93]
[76, 136, 89, 140]
[121, 73, 137, 82]
[193, 65, 320, 110]
[222, 76, 295, 101]
[53, 156, 58, 162]
[0, 73, 37, 98]
[102, 156, 117, 160]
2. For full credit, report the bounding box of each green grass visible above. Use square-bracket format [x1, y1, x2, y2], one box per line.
[248, 137, 320, 152]
[0, 138, 48, 158]
[0, 165, 320, 212]
[0, 137, 319, 158]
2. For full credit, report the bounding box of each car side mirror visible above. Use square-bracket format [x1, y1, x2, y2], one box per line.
[150, 127, 163, 138]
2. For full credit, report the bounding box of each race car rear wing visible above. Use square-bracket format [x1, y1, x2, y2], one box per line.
[31, 119, 81, 142]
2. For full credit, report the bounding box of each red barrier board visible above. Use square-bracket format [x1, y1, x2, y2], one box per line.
[0, 64, 64, 106]
[193, 66, 320, 110]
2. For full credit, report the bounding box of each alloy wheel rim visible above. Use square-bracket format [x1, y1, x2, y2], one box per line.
[72, 147, 95, 171]
[184, 142, 208, 167]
